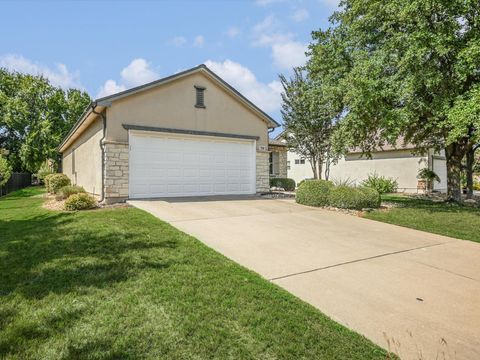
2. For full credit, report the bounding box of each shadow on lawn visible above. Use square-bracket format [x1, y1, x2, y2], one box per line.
[0, 211, 177, 300]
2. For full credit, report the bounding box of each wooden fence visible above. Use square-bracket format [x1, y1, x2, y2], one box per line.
[0, 173, 32, 197]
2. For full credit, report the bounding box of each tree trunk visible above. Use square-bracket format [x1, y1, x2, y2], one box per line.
[324, 156, 331, 181]
[445, 143, 465, 202]
[318, 155, 323, 180]
[310, 158, 318, 179]
[466, 146, 474, 199]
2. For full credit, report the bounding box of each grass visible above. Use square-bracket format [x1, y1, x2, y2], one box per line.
[365, 194, 480, 243]
[0, 187, 390, 359]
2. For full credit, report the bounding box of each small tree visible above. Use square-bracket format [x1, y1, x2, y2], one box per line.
[0, 155, 12, 187]
[280, 68, 339, 179]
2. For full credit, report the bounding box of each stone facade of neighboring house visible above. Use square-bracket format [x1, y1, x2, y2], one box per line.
[268, 140, 288, 179]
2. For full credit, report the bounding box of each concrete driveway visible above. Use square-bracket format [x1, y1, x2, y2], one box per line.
[129, 197, 480, 360]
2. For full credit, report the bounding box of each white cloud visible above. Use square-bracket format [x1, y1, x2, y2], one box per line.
[292, 8, 309, 22]
[97, 80, 127, 98]
[168, 36, 187, 47]
[97, 58, 159, 98]
[193, 35, 205, 48]
[251, 15, 308, 69]
[0, 54, 82, 89]
[272, 41, 308, 68]
[226, 26, 240, 38]
[205, 59, 281, 113]
[120, 58, 158, 87]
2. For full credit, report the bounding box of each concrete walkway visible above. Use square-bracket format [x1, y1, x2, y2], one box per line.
[129, 197, 480, 360]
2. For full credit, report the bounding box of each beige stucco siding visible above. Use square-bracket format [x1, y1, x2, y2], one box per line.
[62, 117, 103, 195]
[329, 150, 428, 191]
[287, 149, 436, 192]
[105, 72, 268, 148]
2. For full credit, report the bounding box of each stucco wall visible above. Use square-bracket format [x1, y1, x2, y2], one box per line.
[329, 151, 428, 191]
[286, 149, 445, 192]
[62, 117, 103, 195]
[105, 72, 269, 149]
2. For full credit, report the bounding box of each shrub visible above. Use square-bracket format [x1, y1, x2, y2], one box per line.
[270, 177, 296, 191]
[361, 172, 398, 194]
[0, 156, 12, 187]
[44, 173, 56, 193]
[64, 193, 96, 211]
[332, 177, 356, 187]
[474, 181, 480, 191]
[297, 179, 314, 188]
[37, 162, 55, 184]
[56, 185, 86, 200]
[48, 174, 71, 194]
[328, 186, 381, 210]
[295, 180, 334, 207]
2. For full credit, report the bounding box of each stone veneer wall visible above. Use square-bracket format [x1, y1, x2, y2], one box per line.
[256, 150, 270, 193]
[268, 145, 288, 178]
[103, 141, 129, 203]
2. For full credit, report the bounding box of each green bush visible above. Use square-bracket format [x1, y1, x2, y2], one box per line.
[37, 162, 55, 184]
[361, 172, 398, 194]
[44, 174, 56, 193]
[329, 186, 381, 210]
[295, 180, 334, 207]
[56, 185, 86, 200]
[0, 156, 12, 187]
[474, 181, 480, 191]
[270, 177, 296, 191]
[64, 193, 96, 211]
[48, 174, 71, 194]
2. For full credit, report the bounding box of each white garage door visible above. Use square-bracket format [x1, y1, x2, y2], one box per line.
[129, 131, 256, 198]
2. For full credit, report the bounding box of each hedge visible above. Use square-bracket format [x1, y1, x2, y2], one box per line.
[295, 180, 334, 207]
[328, 186, 381, 210]
[270, 177, 296, 191]
[56, 185, 86, 200]
[48, 174, 71, 194]
[64, 193, 96, 211]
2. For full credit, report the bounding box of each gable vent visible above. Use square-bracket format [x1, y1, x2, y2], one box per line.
[195, 85, 206, 108]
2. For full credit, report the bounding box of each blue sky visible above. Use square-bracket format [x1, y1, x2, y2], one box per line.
[0, 0, 337, 125]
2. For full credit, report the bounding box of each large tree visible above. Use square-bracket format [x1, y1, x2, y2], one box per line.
[280, 68, 339, 179]
[0, 69, 91, 172]
[309, 0, 480, 201]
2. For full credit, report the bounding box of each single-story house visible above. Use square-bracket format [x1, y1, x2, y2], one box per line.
[58, 64, 280, 203]
[271, 133, 448, 193]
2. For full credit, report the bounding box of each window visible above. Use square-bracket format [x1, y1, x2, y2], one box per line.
[269, 152, 279, 175]
[300, 159, 305, 164]
[294, 159, 306, 165]
[195, 85, 206, 108]
[287, 160, 290, 170]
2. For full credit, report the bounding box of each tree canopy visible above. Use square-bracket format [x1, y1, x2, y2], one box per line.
[0, 69, 91, 173]
[280, 68, 341, 179]
[307, 0, 480, 200]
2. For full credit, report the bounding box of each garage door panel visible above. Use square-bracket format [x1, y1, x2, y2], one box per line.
[129, 132, 255, 198]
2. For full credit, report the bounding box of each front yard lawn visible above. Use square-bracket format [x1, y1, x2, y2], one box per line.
[365, 194, 480, 243]
[0, 187, 389, 359]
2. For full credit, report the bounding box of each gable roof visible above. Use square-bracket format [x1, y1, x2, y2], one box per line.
[59, 64, 279, 153]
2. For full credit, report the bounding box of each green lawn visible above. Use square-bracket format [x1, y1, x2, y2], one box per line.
[0, 187, 389, 360]
[365, 194, 480, 243]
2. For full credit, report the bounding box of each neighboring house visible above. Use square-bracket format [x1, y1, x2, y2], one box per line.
[275, 133, 447, 193]
[58, 64, 279, 203]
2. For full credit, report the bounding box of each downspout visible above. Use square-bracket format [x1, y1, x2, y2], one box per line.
[91, 102, 107, 203]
